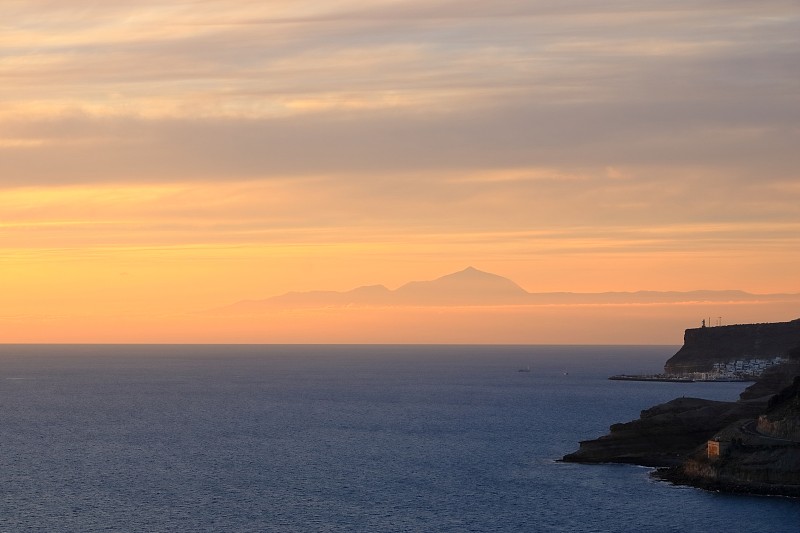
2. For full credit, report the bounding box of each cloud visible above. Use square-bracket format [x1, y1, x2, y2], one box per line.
[1, 88, 797, 188]
[2, 0, 797, 188]
[3, 0, 796, 116]
[1, 2, 798, 293]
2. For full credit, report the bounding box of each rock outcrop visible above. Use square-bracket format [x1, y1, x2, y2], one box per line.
[664, 319, 800, 373]
[562, 396, 765, 467]
[655, 377, 800, 496]
[758, 376, 800, 441]
[562, 326, 800, 497]
[738, 360, 800, 401]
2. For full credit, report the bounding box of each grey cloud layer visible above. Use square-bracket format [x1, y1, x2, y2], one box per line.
[3, 88, 798, 181]
[2, 1, 798, 205]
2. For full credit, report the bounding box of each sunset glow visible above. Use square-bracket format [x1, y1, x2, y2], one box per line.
[2, 1, 798, 343]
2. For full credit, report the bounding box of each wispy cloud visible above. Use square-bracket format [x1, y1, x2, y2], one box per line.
[3, 0, 797, 119]
[1, 1, 798, 340]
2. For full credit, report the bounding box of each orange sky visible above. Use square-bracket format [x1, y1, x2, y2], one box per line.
[1, 1, 799, 343]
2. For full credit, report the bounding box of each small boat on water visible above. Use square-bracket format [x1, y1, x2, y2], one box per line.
[517, 366, 531, 373]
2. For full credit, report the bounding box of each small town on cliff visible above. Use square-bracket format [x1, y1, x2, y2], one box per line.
[611, 318, 800, 383]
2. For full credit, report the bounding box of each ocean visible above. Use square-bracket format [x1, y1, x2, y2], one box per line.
[1, 345, 798, 532]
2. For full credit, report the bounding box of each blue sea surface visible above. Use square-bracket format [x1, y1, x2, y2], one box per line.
[1, 345, 798, 532]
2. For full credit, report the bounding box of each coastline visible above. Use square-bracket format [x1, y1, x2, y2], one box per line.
[654, 467, 800, 499]
[564, 320, 800, 498]
[609, 374, 754, 383]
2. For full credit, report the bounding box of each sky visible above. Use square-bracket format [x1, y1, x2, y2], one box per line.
[1, 0, 799, 343]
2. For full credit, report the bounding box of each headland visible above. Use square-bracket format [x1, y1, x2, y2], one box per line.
[562, 318, 800, 496]
[665, 318, 800, 374]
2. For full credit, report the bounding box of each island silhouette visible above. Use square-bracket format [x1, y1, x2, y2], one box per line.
[217, 267, 799, 313]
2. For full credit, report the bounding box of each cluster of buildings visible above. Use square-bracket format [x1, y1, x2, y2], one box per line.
[611, 356, 791, 383]
[691, 356, 786, 381]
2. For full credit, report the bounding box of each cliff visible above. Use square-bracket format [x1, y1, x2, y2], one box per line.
[656, 376, 800, 496]
[561, 396, 764, 467]
[664, 319, 800, 373]
[759, 375, 800, 441]
[562, 330, 800, 497]
[739, 359, 800, 401]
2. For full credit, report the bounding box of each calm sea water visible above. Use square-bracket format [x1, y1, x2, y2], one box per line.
[1, 345, 798, 532]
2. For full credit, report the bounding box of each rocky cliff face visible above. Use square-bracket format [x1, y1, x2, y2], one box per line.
[562, 365, 799, 468]
[561, 396, 765, 467]
[563, 319, 800, 497]
[657, 376, 800, 496]
[664, 319, 800, 373]
[758, 376, 800, 441]
[738, 360, 800, 401]
[661, 447, 800, 497]
[563, 372, 800, 496]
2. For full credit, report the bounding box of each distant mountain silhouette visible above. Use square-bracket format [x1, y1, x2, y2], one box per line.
[217, 267, 800, 313]
[393, 266, 529, 305]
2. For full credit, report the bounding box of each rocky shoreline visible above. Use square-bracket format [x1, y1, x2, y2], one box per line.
[561, 396, 766, 467]
[562, 321, 800, 498]
[654, 464, 800, 499]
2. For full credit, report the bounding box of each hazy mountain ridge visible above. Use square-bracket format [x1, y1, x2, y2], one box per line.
[217, 267, 800, 314]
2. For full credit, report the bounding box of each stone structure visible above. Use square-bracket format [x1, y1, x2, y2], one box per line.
[707, 438, 729, 459]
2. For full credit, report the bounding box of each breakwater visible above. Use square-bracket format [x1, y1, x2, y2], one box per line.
[608, 374, 751, 383]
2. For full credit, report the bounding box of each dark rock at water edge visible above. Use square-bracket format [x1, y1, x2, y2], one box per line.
[654, 376, 800, 496]
[563, 371, 800, 496]
[562, 318, 800, 498]
[562, 362, 800, 497]
[561, 396, 764, 467]
[654, 466, 800, 498]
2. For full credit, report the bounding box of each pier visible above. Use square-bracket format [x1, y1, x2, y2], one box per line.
[610, 356, 786, 383]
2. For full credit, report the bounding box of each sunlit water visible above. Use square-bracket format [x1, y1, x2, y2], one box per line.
[1, 345, 798, 532]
